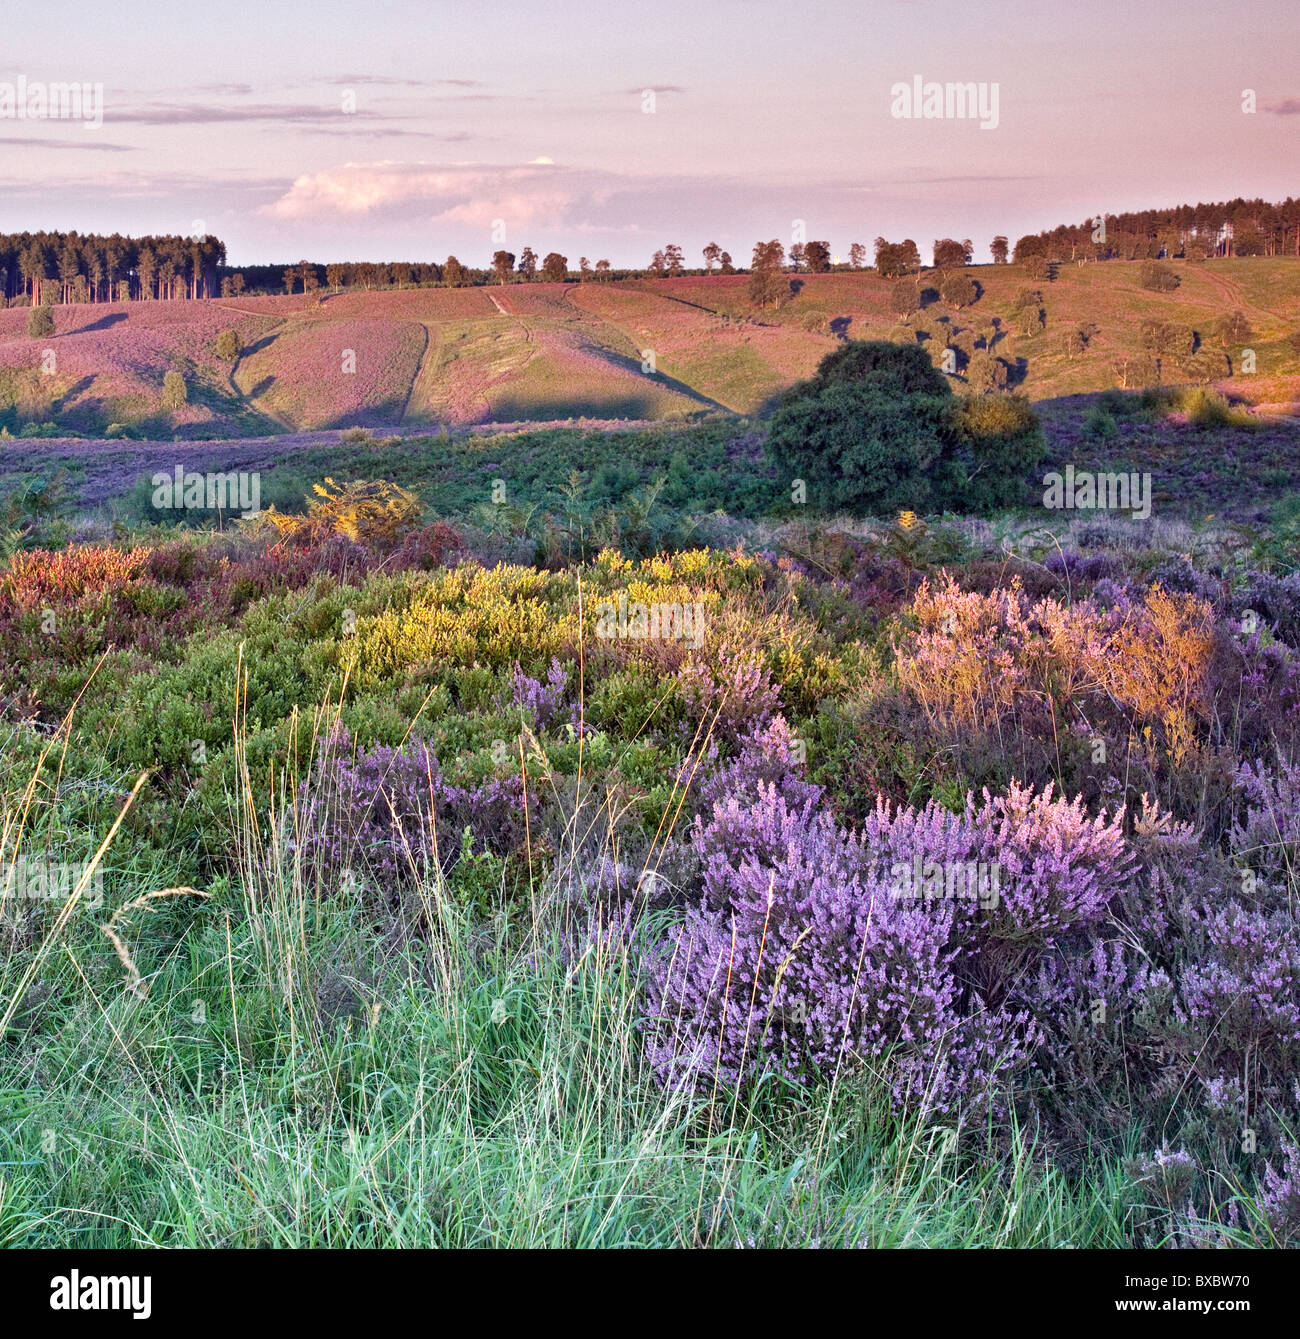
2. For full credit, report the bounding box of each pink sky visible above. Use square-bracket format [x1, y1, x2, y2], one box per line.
[1, 0, 1297, 265]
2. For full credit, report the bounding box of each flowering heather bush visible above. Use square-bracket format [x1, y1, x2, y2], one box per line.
[1143, 555, 1226, 606]
[677, 648, 781, 744]
[296, 728, 531, 899]
[1232, 758, 1300, 886]
[0, 544, 153, 606]
[1043, 549, 1124, 587]
[505, 656, 570, 731]
[390, 521, 465, 572]
[694, 714, 822, 815]
[1231, 569, 1300, 647]
[1259, 1139, 1300, 1244]
[1172, 901, 1300, 1066]
[643, 778, 1134, 1117]
[895, 574, 1214, 765]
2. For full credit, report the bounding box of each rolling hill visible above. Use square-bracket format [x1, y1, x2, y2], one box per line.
[2, 257, 1299, 438]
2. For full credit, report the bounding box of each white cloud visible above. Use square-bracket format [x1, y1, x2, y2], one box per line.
[264, 160, 578, 225]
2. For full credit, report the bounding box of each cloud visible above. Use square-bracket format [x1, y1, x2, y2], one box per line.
[1264, 97, 1300, 115]
[851, 173, 1039, 188]
[0, 136, 136, 152]
[114, 101, 391, 125]
[302, 127, 477, 142]
[321, 75, 485, 89]
[620, 85, 685, 95]
[264, 160, 586, 226]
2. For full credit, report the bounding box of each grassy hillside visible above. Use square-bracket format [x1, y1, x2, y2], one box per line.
[2, 257, 1299, 438]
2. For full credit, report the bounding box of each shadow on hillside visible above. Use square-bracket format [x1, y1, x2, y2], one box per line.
[568, 339, 733, 414]
[52, 376, 94, 412]
[241, 331, 282, 357]
[69, 312, 127, 335]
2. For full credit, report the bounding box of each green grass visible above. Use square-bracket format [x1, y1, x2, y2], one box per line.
[0, 673, 1222, 1250]
[0, 789, 1142, 1249]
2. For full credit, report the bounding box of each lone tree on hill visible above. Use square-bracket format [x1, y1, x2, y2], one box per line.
[27, 305, 54, 338]
[1139, 261, 1179, 292]
[940, 272, 978, 308]
[889, 281, 921, 321]
[161, 371, 187, 410]
[747, 239, 788, 307]
[967, 349, 1008, 393]
[1215, 310, 1253, 346]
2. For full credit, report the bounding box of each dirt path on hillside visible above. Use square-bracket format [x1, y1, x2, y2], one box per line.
[215, 303, 292, 320]
[398, 322, 432, 423]
[1195, 268, 1287, 327]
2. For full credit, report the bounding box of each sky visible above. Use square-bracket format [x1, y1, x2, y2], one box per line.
[2, 0, 1298, 267]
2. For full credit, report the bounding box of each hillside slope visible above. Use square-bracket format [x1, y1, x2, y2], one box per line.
[1, 258, 1298, 437]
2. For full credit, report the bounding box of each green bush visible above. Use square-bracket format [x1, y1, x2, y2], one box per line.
[161, 371, 188, 410]
[1082, 405, 1118, 441]
[1180, 386, 1256, 429]
[214, 329, 242, 360]
[944, 393, 1045, 510]
[766, 341, 1040, 516]
[26, 306, 54, 339]
[767, 380, 950, 514]
[1139, 261, 1179, 293]
[799, 339, 951, 399]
